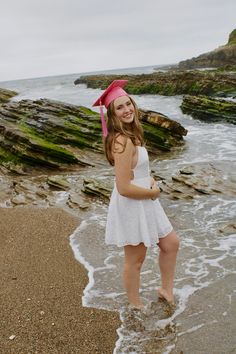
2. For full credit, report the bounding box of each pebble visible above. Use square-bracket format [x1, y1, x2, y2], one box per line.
[11, 194, 27, 205]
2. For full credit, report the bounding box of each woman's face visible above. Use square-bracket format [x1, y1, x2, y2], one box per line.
[113, 96, 135, 124]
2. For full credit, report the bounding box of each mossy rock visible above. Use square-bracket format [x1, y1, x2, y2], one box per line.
[227, 29, 236, 46]
[0, 88, 18, 104]
[180, 95, 236, 124]
[0, 97, 187, 170]
[75, 70, 236, 97]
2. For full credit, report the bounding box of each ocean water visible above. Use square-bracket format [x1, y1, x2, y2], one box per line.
[1, 66, 236, 353]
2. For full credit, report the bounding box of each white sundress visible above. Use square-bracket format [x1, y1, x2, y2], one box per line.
[105, 146, 173, 247]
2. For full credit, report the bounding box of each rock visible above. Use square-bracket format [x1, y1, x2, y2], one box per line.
[0, 98, 103, 169]
[14, 179, 39, 194]
[179, 166, 195, 175]
[47, 176, 70, 190]
[67, 193, 90, 209]
[82, 178, 113, 200]
[178, 29, 236, 69]
[228, 29, 236, 46]
[1, 156, 235, 209]
[140, 109, 186, 136]
[152, 161, 236, 200]
[180, 95, 236, 124]
[25, 193, 37, 201]
[0, 97, 188, 172]
[11, 194, 27, 205]
[9, 335, 16, 340]
[1, 161, 28, 175]
[171, 172, 213, 195]
[218, 223, 236, 235]
[0, 175, 13, 204]
[36, 189, 49, 198]
[0, 88, 18, 104]
[75, 70, 236, 97]
[138, 109, 187, 152]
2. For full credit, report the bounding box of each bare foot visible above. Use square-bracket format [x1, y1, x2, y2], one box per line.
[157, 287, 175, 305]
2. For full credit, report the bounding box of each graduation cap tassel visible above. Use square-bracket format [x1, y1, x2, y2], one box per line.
[99, 101, 108, 138]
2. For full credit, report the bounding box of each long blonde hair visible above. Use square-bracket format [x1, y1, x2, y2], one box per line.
[104, 96, 144, 166]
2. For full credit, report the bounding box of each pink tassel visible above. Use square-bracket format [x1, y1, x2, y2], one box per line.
[99, 101, 108, 138]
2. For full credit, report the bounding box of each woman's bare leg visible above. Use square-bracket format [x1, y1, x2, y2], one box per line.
[157, 230, 180, 304]
[123, 242, 147, 308]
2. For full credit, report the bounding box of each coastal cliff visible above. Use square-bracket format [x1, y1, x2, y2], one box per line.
[178, 29, 236, 69]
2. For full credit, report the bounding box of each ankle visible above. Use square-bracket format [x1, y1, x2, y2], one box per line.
[128, 297, 144, 307]
[158, 287, 174, 303]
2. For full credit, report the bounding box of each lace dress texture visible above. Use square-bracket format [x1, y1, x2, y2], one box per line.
[105, 146, 173, 247]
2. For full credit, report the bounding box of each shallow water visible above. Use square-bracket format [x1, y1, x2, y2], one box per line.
[1, 69, 236, 353]
[69, 192, 236, 353]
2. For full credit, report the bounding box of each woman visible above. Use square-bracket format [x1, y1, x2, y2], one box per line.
[93, 80, 179, 310]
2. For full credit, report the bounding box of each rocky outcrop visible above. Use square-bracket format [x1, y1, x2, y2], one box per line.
[81, 161, 236, 201]
[75, 30, 236, 98]
[154, 162, 236, 200]
[228, 29, 236, 46]
[178, 29, 236, 69]
[0, 98, 99, 170]
[1, 159, 234, 211]
[82, 177, 112, 200]
[0, 96, 187, 172]
[139, 109, 187, 152]
[0, 88, 18, 104]
[76, 70, 236, 97]
[139, 109, 186, 137]
[180, 95, 236, 124]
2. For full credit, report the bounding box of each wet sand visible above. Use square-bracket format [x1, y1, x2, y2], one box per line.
[0, 206, 120, 354]
[172, 274, 236, 353]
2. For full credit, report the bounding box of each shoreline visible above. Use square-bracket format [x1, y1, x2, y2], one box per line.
[0, 206, 121, 354]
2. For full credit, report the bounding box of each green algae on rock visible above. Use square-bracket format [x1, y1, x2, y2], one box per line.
[75, 29, 236, 97]
[0, 88, 18, 104]
[0, 97, 187, 171]
[180, 95, 236, 124]
[47, 176, 70, 190]
[82, 177, 112, 200]
[0, 98, 99, 169]
[139, 109, 187, 151]
[75, 70, 236, 97]
[227, 29, 236, 46]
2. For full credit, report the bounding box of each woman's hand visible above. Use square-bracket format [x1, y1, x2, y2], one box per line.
[150, 177, 160, 200]
[150, 177, 156, 188]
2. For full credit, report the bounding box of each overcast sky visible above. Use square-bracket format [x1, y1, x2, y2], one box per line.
[0, 0, 235, 82]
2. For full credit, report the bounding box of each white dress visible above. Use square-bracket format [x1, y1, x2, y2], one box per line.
[105, 146, 173, 247]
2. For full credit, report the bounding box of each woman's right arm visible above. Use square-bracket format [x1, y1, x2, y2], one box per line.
[113, 136, 159, 200]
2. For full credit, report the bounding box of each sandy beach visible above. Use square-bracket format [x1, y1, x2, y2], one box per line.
[0, 206, 120, 354]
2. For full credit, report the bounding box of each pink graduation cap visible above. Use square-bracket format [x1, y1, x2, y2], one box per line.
[92, 80, 129, 137]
